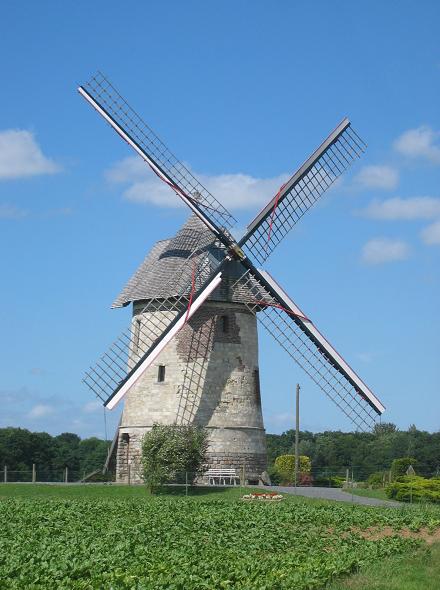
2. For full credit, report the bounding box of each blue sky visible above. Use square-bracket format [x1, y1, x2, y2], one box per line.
[0, 0, 439, 438]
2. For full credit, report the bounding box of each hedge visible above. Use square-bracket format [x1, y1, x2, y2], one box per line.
[386, 476, 440, 503]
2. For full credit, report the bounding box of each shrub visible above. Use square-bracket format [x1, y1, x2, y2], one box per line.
[390, 457, 417, 480]
[314, 475, 345, 488]
[367, 471, 388, 488]
[386, 476, 440, 503]
[141, 424, 208, 493]
[267, 465, 281, 485]
[274, 455, 311, 485]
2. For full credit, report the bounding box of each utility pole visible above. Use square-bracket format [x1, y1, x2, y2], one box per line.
[294, 384, 300, 488]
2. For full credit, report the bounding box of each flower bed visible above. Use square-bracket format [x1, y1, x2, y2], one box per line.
[242, 492, 284, 501]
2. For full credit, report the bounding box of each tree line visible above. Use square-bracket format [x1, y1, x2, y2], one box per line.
[267, 423, 440, 480]
[1, 423, 439, 482]
[0, 427, 108, 480]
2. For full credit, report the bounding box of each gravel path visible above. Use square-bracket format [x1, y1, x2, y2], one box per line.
[262, 486, 401, 507]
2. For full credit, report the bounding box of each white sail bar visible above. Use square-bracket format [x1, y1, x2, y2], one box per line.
[260, 270, 385, 415]
[78, 73, 237, 237]
[105, 272, 222, 409]
[239, 119, 366, 265]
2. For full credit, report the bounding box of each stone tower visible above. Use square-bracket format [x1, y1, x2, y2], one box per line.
[112, 216, 267, 484]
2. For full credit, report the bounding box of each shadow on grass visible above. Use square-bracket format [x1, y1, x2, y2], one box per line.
[154, 485, 239, 497]
[0, 483, 254, 502]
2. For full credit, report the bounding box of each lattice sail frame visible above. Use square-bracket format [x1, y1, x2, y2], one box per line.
[83, 234, 226, 408]
[229, 268, 382, 431]
[240, 119, 366, 264]
[79, 72, 236, 234]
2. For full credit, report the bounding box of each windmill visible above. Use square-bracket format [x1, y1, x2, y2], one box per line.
[79, 73, 385, 484]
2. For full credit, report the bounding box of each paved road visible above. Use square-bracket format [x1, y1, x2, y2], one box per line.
[262, 486, 401, 508]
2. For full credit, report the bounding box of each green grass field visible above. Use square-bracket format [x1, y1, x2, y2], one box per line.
[0, 483, 253, 501]
[1, 484, 439, 589]
[349, 488, 389, 501]
[328, 542, 440, 590]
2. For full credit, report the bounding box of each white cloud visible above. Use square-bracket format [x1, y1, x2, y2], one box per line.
[0, 203, 28, 219]
[361, 238, 410, 265]
[82, 400, 102, 413]
[394, 126, 440, 164]
[359, 197, 440, 220]
[27, 404, 55, 419]
[421, 220, 440, 245]
[355, 165, 399, 190]
[0, 386, 122, 438]
[106, 156, 289, 210]
[0, 129, 60, 180]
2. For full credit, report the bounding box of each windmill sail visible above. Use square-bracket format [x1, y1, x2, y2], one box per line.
[83, 223, 226, 408]
[231, 268, 384, 431]
[239, 119, 366, 264]
[103, 270, 223, 409]
[78, 73, 236, 236]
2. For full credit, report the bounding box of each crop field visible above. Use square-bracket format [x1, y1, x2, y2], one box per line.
[1, 485, 439, 589]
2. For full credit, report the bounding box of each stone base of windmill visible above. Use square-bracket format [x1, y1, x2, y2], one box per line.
[114, 426, 267, 486]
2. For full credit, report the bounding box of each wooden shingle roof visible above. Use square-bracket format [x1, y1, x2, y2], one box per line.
[112, 215, 219, 308]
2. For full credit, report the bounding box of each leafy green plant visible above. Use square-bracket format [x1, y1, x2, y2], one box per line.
[367, 471, 389, 488]
[267, 464, 281, 485]
[314, 475, 346, 488]
[141, 423, 208, 492]
[386, 476, 440, 503]
[1, 489, 439, 589]
[274, 454, 311, 484]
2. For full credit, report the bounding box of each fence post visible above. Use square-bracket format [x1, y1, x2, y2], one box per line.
[128, 463, 131, 486]
[3, 465, 6, 483]
[64, 467, 68, 484]
[185, 471, 188, 497]
[294, 383, 300, 490]
[32, 464, 36, 483]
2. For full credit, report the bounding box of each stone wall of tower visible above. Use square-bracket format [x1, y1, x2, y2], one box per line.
[116, 301, 267, 484]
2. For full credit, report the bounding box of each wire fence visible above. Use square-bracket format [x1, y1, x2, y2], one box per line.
[1, 464, 437, 488]
[0, 466, 114, 484]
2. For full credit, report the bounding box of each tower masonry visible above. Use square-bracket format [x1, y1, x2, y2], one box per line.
[113, 216, 267, 484]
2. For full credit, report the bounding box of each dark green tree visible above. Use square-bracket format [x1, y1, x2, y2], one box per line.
[391, 457, 417, 480]
[141, 424, 209, 493]
[79, 437, 109, 475]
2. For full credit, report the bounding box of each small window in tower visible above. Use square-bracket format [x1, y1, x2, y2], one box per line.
[158, 365, 166, 382]
[221, 315, 229, 333]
